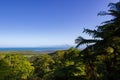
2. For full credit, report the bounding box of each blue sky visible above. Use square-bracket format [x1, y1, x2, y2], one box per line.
[0, 0, 118, 47]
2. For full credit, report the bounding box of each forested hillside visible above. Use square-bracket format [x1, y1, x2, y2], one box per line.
[0, 1, 120, 80]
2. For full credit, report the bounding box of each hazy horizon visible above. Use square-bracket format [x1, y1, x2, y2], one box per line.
[0, 44, 72, 48]
[0, 0, 118, 47]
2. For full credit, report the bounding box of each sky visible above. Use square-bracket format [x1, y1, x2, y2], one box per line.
[0, 0, 118, 47]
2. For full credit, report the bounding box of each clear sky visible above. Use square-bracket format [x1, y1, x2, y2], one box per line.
[0, 0, 118, 47]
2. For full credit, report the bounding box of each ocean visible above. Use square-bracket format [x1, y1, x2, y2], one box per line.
[0, 47, 70, 52]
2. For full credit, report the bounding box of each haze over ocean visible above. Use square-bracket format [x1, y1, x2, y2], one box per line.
[0, 0, 118, 47]
[0, 46, 70, 52]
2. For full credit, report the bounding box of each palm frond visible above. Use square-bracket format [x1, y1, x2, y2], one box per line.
[108, 2, 120, 11]
[108, 3, 116, 10]
[75, 36, 100, 48]
[83, 29, 100, 38]
[108, 10, 120, 17]
[97, 11, 108, 16]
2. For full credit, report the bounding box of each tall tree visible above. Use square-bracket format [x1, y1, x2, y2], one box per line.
[75, 1, 120, 80]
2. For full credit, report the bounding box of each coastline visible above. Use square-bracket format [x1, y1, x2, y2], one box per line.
[0, 47, 70, 54]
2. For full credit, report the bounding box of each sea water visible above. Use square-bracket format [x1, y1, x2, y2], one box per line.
[0, 46, 70, 52]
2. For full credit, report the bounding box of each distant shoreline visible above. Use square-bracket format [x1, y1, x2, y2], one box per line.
[0, 47, 70, 54]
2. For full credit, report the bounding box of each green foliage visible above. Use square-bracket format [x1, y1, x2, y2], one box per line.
[52, 48, 86, 80]
[30, 48, 86, 80]
[0, 1, 120, 80]
[0, 58, 10, 80]
[32, 54, 54, 80]
[75, 1, 120, 80]
[0, 54, 34, 80]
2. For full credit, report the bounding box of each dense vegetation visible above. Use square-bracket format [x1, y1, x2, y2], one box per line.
[0, 1, 120, 80]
